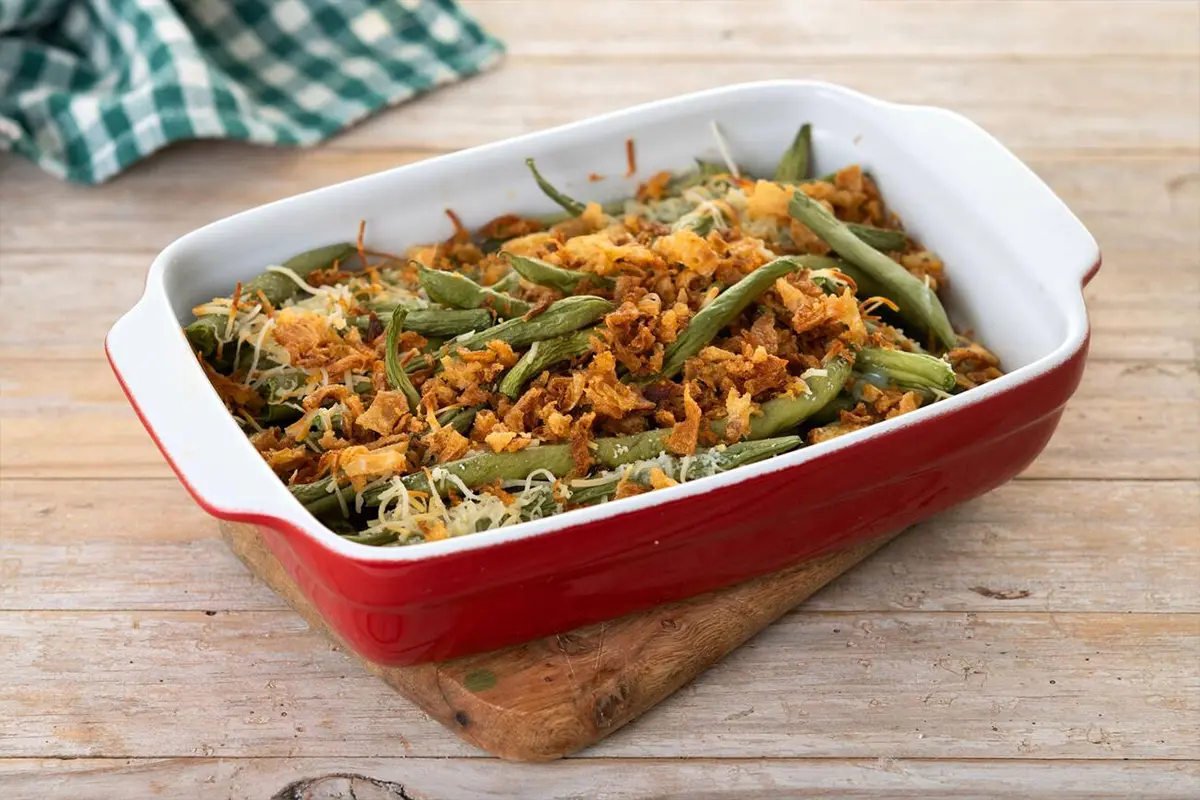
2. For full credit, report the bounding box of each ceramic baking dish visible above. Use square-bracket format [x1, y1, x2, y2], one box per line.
[107, 80, 1099, 666]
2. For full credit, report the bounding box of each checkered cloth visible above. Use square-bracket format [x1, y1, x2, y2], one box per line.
[0, 0, 503, 184]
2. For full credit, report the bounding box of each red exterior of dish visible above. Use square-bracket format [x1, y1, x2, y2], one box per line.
[109, 262, 1098, 667]
[265, 339, 1087, 665]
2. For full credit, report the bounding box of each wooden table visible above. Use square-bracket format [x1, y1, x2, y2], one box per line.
[2, 1, 1197, 797]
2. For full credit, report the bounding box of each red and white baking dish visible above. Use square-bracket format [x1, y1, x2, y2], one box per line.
[107, 81, 1100, 666]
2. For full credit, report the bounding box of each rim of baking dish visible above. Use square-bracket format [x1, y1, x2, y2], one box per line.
[106, 79, 1100, 564]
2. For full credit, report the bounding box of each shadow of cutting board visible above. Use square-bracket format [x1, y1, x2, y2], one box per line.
[221, 522, 897, 761]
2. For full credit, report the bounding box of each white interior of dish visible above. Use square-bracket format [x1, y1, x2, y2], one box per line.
[109, 80, 1099, 563]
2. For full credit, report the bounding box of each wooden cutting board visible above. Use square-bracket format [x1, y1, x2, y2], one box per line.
[221, 522, 897, 761]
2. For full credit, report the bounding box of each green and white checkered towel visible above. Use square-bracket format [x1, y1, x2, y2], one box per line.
[0, 0, 504, 184]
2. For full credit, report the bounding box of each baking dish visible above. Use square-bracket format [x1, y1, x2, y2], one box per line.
[106, 80, 1099, 666]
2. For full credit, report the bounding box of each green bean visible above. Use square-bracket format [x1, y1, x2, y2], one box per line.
[807, 392, 857, 426]
[789, 191, 956, 349]
[362, 298, 417, 314]
[257, 370, 369, 427]
[290, 479, 343, 509]
[445, 363, 840, 484]
[296, 359, 840, 518]
[650, 255, 816, 382]
[304, 410, 345, 449]
[491, 270, 522, 294]
[784, 256, 934, 355]
[567, 436, 803, 506]
[498, 328, 598, 398]
[672, 160, 731, 192]
[806, 259, 856, 295]
[319, 514, 365, 538]
[774, 123, 812, 183]
[845, 223, 910, 252]
[296, 361, 844, 517]
[262, 370, 307, 403]
[313, 410, 344, 434]
[444, 295, 613, 354]
[814, 259, 884, 300]
[436, 405, 480, 434]
[258, 403, 303, 425]
[402, 296, 612, 375]
[786, 254, 843, 273]
[797, 254, 908, 302]
[406, 308, 493, 338]
[709, 356, 852, 440]
[419, 264, 533, 318]
[296, 428, 686, 514]
[409, 448, 574, 499]
[854, 347, 955, 393]
[384, 310, 422, 411]
[526, 157, 587, 216]
[296, 443, 579, 516]
[295, 431, 635, 515]
[342, 530, 402, 545]
[808, 259, 934, 356]
[354, 308, 492, 339]
[588, 430, 671, 466]
[505, 253, 614, 293]
[186, 242, 356, 357]
[433, 406, 458, 427]
[250, 243, 357, 300]
[671, 204, 727, 235]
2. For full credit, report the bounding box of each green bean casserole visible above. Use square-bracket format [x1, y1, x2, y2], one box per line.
[187, 125, 1005, 546]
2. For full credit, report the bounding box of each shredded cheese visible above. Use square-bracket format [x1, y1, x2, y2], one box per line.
[331, 479, 349, 517]
[265, 265, 322, 295]
[709, 120, 741, 178]
[430, 468, 480, 502]
[243, 318, 275, 385]
[679, 454, 693, 483]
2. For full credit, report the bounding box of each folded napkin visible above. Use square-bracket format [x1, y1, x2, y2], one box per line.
[0, 0, 504, 183]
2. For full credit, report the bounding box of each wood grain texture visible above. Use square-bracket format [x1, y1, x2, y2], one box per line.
[469, 0, 1200, 58]
[268, 59, 1200, 153]
[4, 607, 1196, 760]
[3, 479, 1197, 614]
[219, 523, 895, 761]
[3, 150, 1198, 254]
[1, 758, 1198, 800]
[1, 0, 1197, 794]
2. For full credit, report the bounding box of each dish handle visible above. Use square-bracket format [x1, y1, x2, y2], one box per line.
[880, 100, 1102, 289]
[105, 291, 315, 531]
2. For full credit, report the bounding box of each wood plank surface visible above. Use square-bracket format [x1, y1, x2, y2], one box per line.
[1, 758, 1197, 800]
[1, 0, 1196, 795]
[468, 0, 1200, 58]
[280, 59, 1200, 152]
[4, 609, 1196, 760]
[219, 522, 900, 762]
[3, 151, 1198, 254]
[3, 479, 1197, 614]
